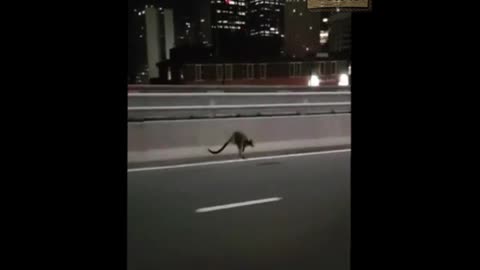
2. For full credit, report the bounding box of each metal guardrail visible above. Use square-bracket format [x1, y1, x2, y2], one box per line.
[127, 90, 351, 121]
[129, 102, 351, 120]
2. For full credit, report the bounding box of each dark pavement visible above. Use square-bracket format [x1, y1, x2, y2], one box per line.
[128, 150, 350, 270]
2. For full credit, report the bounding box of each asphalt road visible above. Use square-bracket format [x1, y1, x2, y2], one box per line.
[128, 150, 350, 270]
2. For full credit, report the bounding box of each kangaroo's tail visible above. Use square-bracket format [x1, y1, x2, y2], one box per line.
[208, 136, 232, 154]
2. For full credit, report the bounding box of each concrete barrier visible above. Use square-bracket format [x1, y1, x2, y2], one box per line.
[128, 114, 350, 165]
[128, 92, 351, 107]
[128, 84, 351, 93]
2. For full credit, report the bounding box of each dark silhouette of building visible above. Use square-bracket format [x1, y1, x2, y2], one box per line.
[248, 0, 285, 38]
[328, 12, 351, 59]
[210, 0, 248, 59]
[247, 0, 285, 59]
[284, 0, 334, 59]
[175, 0, 212, 47]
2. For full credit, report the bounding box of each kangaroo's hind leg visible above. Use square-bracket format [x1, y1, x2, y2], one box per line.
[241, 144, 246, 159]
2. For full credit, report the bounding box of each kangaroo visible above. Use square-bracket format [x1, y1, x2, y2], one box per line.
[208, 131, 254, 159]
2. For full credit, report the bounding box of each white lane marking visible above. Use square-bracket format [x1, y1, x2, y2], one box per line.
[195, 197, 282, 213]
[127, 148, 351, 173]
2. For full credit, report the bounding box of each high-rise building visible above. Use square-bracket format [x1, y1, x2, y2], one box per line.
[210, 0, 248, 58]
[248, 0, 285, 37]
[145, 7, 175, 80]
[128, 3, 169, 83]
[246, 0, 285, 59]
[211, 0, 247, 32]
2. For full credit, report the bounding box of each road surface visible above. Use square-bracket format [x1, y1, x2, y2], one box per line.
[128, 150, 350, 270]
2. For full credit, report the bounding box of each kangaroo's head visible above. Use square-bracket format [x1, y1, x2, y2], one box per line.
[247, 139, 254, 147]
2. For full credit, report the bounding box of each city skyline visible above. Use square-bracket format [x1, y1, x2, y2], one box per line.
[128, 0, 350, 83]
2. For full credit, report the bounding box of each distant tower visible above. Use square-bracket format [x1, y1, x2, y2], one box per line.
[145, 7, 175, 79]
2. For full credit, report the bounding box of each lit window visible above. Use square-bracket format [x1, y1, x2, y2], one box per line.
[292, 9, 296, 13]
[217, 10, 221, 13]
[309, 26, 313, 30]
[201, 18, 205, 23]
[138, 12, 142, 16]
[323, 18, 328, 23]
[320, 30, 329, 44]
[270, 27, 276, 31]
[281, 34, 285, 38]
[299, 12, 303, 16]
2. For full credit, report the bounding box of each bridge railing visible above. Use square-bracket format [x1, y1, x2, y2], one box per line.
[128, 91, 350, 121]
